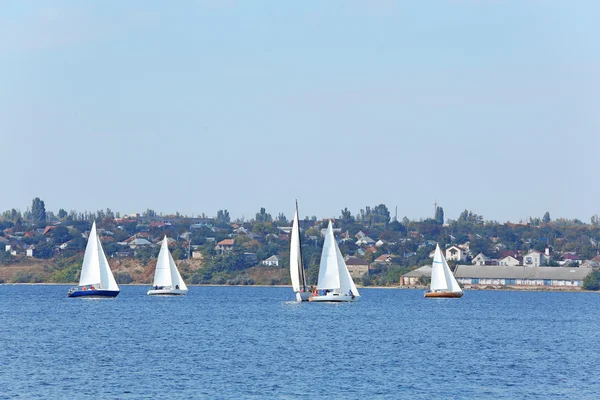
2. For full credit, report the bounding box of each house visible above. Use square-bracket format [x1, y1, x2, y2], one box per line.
[278, 226, 293, 235]
[498, 255, 521, 267]
[129, 238, 153, 249]
[445, 245, 468, 262]
[472, 253, 490, 266]
[375, 239, 386, 248]
[454, 265, 591, 288]
[522, 251, 544, 267]
[373, 254, 393, 264]
[400, 266, 432, 286]
[26, 245, 35, 257]
[355, 230, 368, 239]
[234, 226, 249, 235]
[261, 255, 279, 266]
[42, 226, 57, 236]
[5, 243, 24, 256]
[356, 236, 376, 246]
[344, 257, 369, 278]
[321, 227, 342, 237]
[215, 238, 235, 254]
[561, 253, 584, 264]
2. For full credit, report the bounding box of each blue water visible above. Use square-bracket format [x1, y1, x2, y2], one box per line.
[1, 286, 599, 399]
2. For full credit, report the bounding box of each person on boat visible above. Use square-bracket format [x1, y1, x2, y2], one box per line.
[90, 285, 95, 290]
[154, 285, 158, 290]
[175, 285, 179, 290]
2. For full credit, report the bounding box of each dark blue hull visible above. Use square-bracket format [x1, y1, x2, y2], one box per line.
[68, 289, 119, 298]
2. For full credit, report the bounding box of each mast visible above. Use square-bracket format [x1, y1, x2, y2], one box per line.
[296, 200, 307, 290]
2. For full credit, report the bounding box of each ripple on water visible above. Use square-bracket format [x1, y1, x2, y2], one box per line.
[1, 286, 599, 399]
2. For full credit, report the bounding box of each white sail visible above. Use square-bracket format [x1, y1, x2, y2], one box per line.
[316, 221, 342, 291]
[430, 244, 462, 293]
[153, 237, 174, 288]
[79, 221, 101, 286]
[289, 209, 303, 292]
[98, 235, 119, 291]
[152, 236, 188, 290]
[441, 247, 462, 293]
[168, 241, 187, 291]
[334, 239, 360, 297]
[78, 221, 119, 291]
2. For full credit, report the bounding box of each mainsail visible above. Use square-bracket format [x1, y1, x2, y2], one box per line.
[153, 236, 188, 290]
[430, 244, 462, 294]
[79, 221, 119, 291]
[289, 205, 306, 293]
[316, 220, 360, 297]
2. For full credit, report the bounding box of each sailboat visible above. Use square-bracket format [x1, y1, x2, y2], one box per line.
[309, 220, 360, 302]
[67, 221, 120, 298]
[290, 201, 310, 302]
[425, 243, 463, 298]
[147, 236, 188, 296]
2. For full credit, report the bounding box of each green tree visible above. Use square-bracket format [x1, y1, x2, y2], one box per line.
[276, 213, 287, 224]
[255, 207, 272, 222]
[372, 204, 391, 225]
[217, 209, 231, 225]
[389, 220, 407, 235]
[542, 212, 551, 224]
[58, 209, 68, 219]
[583, 269, 600, 290]
[34, 242, 54, 259]
[0, 250, 15, 265]
[435, 206, 444, 225]
[51, 226, 72, 244]
[340, 208, 354, 224]
[31, 197, 47, 223]
[457, 209, 483, 225]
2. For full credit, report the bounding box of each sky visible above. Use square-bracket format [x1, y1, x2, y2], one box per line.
[1, 0, 599, 223]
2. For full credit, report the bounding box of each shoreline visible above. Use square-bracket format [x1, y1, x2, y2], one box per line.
[1, 282, 596, 293]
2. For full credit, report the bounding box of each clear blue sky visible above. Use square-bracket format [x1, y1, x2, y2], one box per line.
[1, 0, 599, 223]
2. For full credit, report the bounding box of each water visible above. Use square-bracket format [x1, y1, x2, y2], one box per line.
[1, 286, 599, 399]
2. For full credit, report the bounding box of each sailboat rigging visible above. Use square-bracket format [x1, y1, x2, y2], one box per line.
[424, 243, 463, 298]
[290, 201, 310, 301]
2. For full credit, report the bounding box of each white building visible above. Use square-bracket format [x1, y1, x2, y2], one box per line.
[261, 255, 279, 267]
[445, 245, 468, 262]
[455, 265, 590, 288]
[498, 255, 520, 266]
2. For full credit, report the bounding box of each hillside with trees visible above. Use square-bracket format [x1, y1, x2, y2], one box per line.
[1, 197, 600, 289]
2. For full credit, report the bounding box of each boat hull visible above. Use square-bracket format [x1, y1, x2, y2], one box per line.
[147, 289, 188, 296]
[309, 293, 358, 302]
[296, 291, 311, 302]
[68, 289, 119, 298]
[424, 291, 463, 298]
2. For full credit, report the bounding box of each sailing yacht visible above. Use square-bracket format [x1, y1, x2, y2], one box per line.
[290, 202, 310, 302]
[148, 236, 188, 296]
[424, 243, 463, 298]
[309, 220, 359, 302]
[67, 221, 120, 298]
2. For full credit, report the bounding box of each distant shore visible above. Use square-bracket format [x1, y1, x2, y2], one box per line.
[1, 282, 596, 293]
